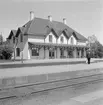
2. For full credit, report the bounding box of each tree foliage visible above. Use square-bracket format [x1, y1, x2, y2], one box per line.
[87, 35, 103, 58]
[0, 34, 3, 44]
[0, 42, 14, 60]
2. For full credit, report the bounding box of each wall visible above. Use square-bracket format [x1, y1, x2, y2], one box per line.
[28, 49, 31, 59]
[9, 36, 13, 45]
[39, 47, 44, 59]
[16, 34, 28, 60]
[45, 49, 49, 59]
[28, 35, 44, 43]
[73, 49, 77, 58]
[64, 49, 67, 57]
[77, 41, 86, 46]
[57, 48, 60, 58]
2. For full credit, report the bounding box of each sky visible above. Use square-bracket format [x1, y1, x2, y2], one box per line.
[0, 0, 103, 44]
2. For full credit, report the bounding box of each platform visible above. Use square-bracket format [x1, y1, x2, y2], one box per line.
[0, 59, 103, 100]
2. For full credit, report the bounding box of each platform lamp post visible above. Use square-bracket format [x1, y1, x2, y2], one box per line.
[21, 50, 23, 64]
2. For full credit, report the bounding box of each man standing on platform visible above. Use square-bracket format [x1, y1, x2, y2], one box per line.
[86, 50, 91, 64]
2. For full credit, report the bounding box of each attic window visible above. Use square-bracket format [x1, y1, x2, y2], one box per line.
[71, 37, 74, 45]
[49, 35, 52, 42]
[20, 34, 23, 42]
[60, 36, 64, 43]
[13, 36, 15, 44]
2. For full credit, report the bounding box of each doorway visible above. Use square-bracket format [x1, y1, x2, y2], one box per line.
[60, 49, 64, 58]
[49, 48, 55, 59]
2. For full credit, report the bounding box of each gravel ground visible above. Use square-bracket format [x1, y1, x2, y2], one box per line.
[1, 77, 103, 105]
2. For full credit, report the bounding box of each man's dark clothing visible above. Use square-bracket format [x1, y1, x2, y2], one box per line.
[88, 58, 90, 64]
[86, 52, 91, 64]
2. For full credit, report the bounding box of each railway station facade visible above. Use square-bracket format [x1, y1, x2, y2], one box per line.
[7, 12, 88, 60]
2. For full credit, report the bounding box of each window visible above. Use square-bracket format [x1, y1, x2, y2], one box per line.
[32, 48, 39, 56]
[16, 48, 20, 56]
[71, 37, 74, 45]
[16, 38, 18, 43]
[20, 34, 23, 42]
[49, 35, 52, 42]
[13, 36, 15, 44]
[60, 36, 64, 43]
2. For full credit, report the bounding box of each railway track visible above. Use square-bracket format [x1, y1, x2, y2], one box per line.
[0, 73, 103, 101]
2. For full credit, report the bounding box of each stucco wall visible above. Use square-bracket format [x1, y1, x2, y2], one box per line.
[57, 48, 60, 58]
[64, 49, 67, 57]
[73, 49, 77, 58]
[16, 34, 28, 59]
[9, 36, 13, 45]
[39, 47, 44, 59]
[28, 35, 44, 43]
[28, 49, 31, 59]
[45, 49, 49, 59]
[77, 42, 86, 46]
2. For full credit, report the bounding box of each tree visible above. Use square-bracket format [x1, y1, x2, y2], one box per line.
[0, 34, 3, 44]
[87, 35, 103, 58]
[0, 41, 13, 60]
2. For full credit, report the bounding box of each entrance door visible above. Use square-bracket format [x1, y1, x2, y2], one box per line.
[60, 49, 64, 58]
[77, 51, 79, 58]
[49, 48, 55, 59]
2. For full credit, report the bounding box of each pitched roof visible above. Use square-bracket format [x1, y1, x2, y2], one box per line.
[17, 17, 87, 41]
[8, 30, 17, 39]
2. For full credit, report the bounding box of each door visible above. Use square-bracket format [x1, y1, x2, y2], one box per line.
[60, 49, 64, 58]
[49, 48, 55, 59]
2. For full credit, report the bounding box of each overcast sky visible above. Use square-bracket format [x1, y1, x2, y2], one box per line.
[0, 0, 103, 44]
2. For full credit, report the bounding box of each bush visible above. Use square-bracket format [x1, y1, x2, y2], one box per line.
[0, 43, 13, 60]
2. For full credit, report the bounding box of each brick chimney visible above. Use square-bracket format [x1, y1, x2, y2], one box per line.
[48, 15, 52, 22]
[63, 18, 67, 25]
[30, 11, 34, 20]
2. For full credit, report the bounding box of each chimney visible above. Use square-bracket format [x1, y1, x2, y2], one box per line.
[48, 15, 52, 22]
[30, 11, 34, 20]
[63, 18, 67, 25]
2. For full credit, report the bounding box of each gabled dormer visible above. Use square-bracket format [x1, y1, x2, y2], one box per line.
[15, 27, 24, 44]
[68, 32, 77, 45]
[45, 27, 58, 44]
[8, 30, 17, 45]
[57, 30, 68, 44]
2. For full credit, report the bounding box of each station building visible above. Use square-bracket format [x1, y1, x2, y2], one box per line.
[7, 12, 88, 60]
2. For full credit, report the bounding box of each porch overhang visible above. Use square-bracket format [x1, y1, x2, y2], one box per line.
[28, 42, 88, 50]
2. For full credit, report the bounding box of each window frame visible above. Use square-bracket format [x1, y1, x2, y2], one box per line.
[32, 48, 39, 56]
[71, 37, 74, 45]
[16, 48, 20, 57]
[49, 35, 52, 43]
[60, 36, 64, 43]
